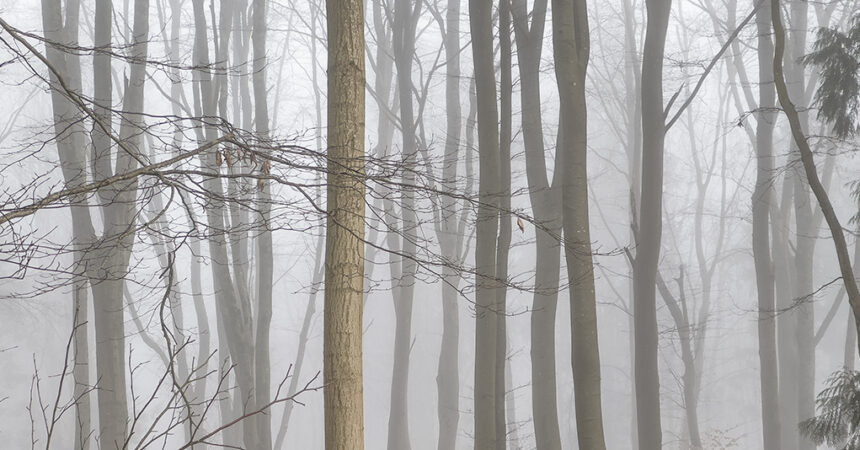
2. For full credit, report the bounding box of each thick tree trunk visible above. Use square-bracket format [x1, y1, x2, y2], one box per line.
[553, 0, 606, 448]
[510, 0, 562, 446]
[635, 0, 671, 448]
[324, 0, 366, 447]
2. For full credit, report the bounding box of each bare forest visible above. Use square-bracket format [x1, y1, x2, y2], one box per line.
[2, 0, 860, 449]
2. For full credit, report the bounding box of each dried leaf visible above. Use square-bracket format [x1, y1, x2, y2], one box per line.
[225, 150, 233, 168]
[215, 150, 222, 167]
[517, 217, 525, 233]
[261, 160, 271, 175]
[257, 178, 265, 192]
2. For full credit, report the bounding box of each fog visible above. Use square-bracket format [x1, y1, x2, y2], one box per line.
[0, 0, 859, 449]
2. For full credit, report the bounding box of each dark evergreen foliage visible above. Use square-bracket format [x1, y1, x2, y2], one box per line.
[802, 15, 860, 138]
[799, 369, 860, 449]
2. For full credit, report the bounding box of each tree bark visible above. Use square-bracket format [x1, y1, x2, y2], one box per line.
[436, 0, 464, 447]
[635, 0, 671, 448]
[510, 0, 563, 446]
[495, 0, 513, 445]
[753, 3, 782, 449]
[252, 0, 274, 447]
[324, 0, 366, 446]
[469, 0, 501, 445]
[553, 0, 607, 448]
[388, 0, 421, 446]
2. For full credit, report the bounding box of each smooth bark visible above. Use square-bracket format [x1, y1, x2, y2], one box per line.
[635, 0, 671, 448]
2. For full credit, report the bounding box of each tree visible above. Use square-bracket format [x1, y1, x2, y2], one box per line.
[432, 0, 467, 445]
[771, 0, 860, 359]
[552, 0, 607, 448]
[510, 0, 564, 445]
[753, 2, 782, 448]
[324, 0, 366, 447]
[252, 0, 274, 446]
[469, 0, 501, 445]
[388, 0, 421, 446]
[799, 369, 860, 449]
[634, 0, 671, 448]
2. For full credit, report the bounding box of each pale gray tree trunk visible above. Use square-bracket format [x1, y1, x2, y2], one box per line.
[41, 0, 98, 446]
[785, 4, 815, 448]
[623, 0, 642, 446]
[252, 0, 274, 447]
[436, 0, 464, 446]
[191, 2, 258, 447]
[388, 0, 421, 446]
[753, 3, 781, 448]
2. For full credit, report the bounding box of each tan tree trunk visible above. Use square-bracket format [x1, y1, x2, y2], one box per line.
[324, 0, 366, 447]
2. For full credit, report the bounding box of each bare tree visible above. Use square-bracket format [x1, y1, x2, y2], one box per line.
[634, 0, 672, 448]
[324, 0, 366, 447]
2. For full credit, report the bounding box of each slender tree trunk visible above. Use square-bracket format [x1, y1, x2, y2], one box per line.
[495, 0, 513, 445]
[753, 3, 781, 449]
[324, 0, 366, 446]
[623, 0, 642, 446]
[56, 0, 93, 446]
[389, 0, 420, 446]
[470, 0, 501, 444]
[252, 0, 274, 447]
[191, 1, 258, 446]
[436, 0, 463, 446]
[635, 0, 671, 448]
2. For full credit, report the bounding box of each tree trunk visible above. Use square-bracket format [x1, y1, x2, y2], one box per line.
[753, 3, 782, 449]
[784, 4, 815, 448]
[191, 1, 258, 446]
[772, 0, 860, 387]
[469, 0, 501, 445]
[388, 0, 420, 446]
[324, 0, 366, 446]
[495, 0, 513, 445]
[553, 0, 607, 448]
[252, 0, 274, 447]
[436, 0, 463, 447]
[635, 0, 671, 448]
[511, 0, 562, 446]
